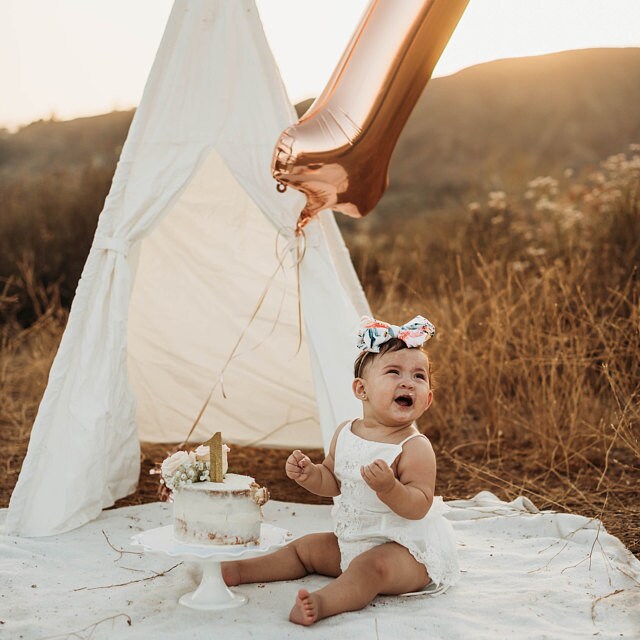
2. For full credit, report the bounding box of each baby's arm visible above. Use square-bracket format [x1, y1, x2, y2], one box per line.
[360, 437, 435, 520]
[285, 423, 345, 498]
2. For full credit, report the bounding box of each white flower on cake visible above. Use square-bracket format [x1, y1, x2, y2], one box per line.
[161, 450, 193, 478]
[161, 444, 231, 491]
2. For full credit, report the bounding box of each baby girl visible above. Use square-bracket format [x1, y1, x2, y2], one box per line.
[222, 315, 459, 624]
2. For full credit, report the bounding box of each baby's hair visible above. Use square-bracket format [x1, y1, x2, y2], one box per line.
[353, 337, 433, 385]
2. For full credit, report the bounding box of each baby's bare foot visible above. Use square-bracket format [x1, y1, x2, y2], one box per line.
[289, 588, 320, 626]
[221, 562, 241, 587]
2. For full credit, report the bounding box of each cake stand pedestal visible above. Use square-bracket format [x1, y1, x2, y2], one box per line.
[131, 523, 288, 610]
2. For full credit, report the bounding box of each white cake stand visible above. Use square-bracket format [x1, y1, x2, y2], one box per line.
[131, 523, 288, 610]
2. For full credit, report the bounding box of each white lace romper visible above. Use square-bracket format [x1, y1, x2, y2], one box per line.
[332, 420, 460, 589]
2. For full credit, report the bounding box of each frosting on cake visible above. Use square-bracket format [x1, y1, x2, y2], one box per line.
[172, 473, 268, 545]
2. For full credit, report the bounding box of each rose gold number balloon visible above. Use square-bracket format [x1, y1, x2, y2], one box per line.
[272, 0, 469, 228]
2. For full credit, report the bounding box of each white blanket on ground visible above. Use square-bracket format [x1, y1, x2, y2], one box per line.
[1, 493, 638, 639]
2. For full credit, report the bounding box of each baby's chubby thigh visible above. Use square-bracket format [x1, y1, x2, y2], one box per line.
[290, 532, 342, 578]
[346, 541, 431, 595]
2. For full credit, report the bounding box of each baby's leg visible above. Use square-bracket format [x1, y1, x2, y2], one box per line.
[289, 541, 429, 626]
[222, 532, 340, 586]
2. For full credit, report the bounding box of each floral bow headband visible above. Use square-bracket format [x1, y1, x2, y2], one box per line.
[357, 315, 436, 353]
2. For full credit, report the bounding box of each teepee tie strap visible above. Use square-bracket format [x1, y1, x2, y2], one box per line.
[93, 236, 131, 257]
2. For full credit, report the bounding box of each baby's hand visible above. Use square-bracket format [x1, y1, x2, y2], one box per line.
[361, 459, 396, 494]
[285, 450, 314, 483]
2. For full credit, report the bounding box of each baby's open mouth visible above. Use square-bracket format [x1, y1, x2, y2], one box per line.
[394, 395, 413, 407]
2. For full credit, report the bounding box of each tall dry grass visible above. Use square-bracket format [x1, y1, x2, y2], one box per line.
[1, 267, 66, 500]
[0, 163, 112, 325]
[347, 146, 639, 538]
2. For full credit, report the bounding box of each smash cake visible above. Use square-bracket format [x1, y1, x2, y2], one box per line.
[161, 434, 268, 545]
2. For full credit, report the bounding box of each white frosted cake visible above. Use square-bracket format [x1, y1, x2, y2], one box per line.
[172, 473, 269, 545]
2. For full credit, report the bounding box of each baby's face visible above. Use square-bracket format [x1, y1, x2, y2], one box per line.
[357, 348, 433, 427]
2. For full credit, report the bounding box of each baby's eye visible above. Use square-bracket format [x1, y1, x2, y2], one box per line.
[386, 369, 399, 375]
[415, 373, 426, 380]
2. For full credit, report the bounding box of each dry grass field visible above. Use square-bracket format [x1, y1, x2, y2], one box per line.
[1, 144, 638, 556]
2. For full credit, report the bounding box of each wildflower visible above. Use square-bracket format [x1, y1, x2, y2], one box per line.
[511, 261, 529, 272]
[510, 221, 530, 235]
[558, 207, 583, 230]
[527, 176, 558, 192]
[535, 197, 557, 213]
[488, 191, 507, 211]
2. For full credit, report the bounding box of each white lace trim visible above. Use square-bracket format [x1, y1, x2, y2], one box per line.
[390, 532, 460, 587]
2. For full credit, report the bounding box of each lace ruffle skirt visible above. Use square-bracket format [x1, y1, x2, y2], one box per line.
[332, 496, 460, 587]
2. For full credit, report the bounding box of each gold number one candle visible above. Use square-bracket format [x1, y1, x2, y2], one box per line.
[205, 432, 224, 483]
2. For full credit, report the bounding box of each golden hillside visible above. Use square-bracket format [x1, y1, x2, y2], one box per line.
[384, 47, 640, 215]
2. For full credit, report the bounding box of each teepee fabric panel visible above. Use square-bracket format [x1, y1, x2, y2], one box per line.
[129, 148, 322, 449]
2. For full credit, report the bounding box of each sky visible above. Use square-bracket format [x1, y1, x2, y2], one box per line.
[1, 0, 639, 131]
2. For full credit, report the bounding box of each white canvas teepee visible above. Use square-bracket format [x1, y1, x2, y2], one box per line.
[6, 0, 369, 537]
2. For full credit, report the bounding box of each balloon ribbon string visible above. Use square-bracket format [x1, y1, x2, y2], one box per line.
[180, 229, 303, 448]
[295, 226, 306, 355]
